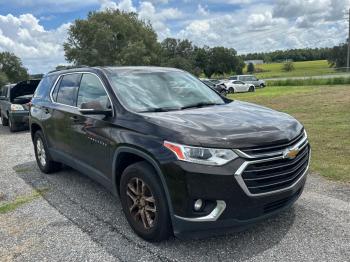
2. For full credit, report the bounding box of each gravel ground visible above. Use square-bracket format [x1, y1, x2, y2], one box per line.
[0, 122, 349, 262]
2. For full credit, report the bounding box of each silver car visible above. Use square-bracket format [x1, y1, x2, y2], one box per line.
[229, 75, 266, 88]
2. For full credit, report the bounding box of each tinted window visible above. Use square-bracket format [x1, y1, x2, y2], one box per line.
[77, 74, 109, 110]
[34, 75, 57, 100]
[56, 74, 81, 106]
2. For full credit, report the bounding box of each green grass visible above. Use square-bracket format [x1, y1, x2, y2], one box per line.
[267, 77, 350, 86]
[250, 60, 341, 79]
[0, 189, 48, 214]
[228, 85, 350, 182]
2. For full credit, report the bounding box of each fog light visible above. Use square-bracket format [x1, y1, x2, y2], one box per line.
[194, 199, 203, 211]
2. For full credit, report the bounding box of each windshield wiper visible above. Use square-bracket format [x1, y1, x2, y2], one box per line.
[138, 107, 181, 113]
[180, 102, 222, 110]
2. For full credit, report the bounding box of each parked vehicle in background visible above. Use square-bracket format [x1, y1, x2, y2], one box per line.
[30, 66, 310, 242]
[224, 80, 255, 93]
[229, 75, 266, 88]
[0, 79, 40, 132]
[200, 79, 227, 96]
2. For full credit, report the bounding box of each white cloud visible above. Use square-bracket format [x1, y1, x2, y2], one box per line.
[197, 4, 209, 16]
[139, 2, 182, 39]
[0, 14, 69, 74]
[99, 0, 136, 12]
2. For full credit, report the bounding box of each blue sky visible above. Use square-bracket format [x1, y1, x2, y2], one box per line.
[0, 0, 349, 73]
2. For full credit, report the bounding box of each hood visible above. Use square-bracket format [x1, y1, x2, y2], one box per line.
[141, 100, 303, 149]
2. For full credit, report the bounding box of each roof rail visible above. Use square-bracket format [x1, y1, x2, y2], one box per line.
[47, 65, 90, 74]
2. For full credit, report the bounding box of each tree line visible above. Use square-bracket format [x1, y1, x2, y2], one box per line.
[241, 47, 333, 63]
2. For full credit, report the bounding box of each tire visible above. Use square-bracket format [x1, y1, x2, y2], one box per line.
[1, 114, 8, 126]
[229, 87, 235, 94]
[120, 161, 172, 242]
[249, 86, 255, 92]
[260, 83, 265, 88]
[8, 116, 18, 132]
[33, 130, 61, 174]
[220, 90, 227, 97]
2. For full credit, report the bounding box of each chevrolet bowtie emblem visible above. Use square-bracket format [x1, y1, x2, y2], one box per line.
[283, 148, 300, 159]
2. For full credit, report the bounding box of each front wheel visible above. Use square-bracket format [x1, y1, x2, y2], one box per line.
[248, 86, 255, 92]
[260, 83, 265, 88]
[34, 131, 61, 173]
[8, 116, 18, 132]
[1, 114, 8, 126]
[120, 161, 172, 242]
[229, 87, 235, 94]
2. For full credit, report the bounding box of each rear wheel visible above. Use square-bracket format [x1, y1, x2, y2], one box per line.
[229, 87, 235, 94]
[120, 161, 171, 242]
[248, 86, 255, 92]
[260, 83, 265, 88]
[1, 114, 8, 126]
[34, 130, 61, 173]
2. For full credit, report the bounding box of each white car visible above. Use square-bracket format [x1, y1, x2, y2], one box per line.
[229, 75, 266, 88]
[224, 80, 255, 93]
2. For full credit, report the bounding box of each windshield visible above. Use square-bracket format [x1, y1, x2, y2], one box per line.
[108, 69, 225, 113]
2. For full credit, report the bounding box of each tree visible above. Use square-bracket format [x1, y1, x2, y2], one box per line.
[64, 10, 161, 66]
[327, 43, 347, 68]
[204, 47, 244, 78]
[0, 72, 8, 87]
[0, 52, 29, 83]
[247, 62, 255, 73]
[282, 61, 295, 72]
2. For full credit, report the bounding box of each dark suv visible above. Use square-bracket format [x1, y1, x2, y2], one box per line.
[0, 80, 40, 132]
[30, 67, 310, 241]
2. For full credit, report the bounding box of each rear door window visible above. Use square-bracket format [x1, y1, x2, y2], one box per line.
[56, 74, 82, 106]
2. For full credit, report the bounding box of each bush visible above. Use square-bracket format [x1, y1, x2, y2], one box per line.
[247, 62, 255, 73]
[282, 61, 295, 72]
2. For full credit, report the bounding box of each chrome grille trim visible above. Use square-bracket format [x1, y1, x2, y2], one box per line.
[234, 132, 310, 197]
[234, 130, 308, 159]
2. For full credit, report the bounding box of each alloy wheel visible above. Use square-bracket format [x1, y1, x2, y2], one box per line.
[36, 138, 47, 167]
[126, 177, 157, 230]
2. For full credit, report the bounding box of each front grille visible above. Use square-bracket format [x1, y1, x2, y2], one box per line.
[241, 145, 310, 194]
[241, 131, 305, 157]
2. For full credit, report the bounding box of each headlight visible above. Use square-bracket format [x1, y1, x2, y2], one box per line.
[164, 141, 238, 166]
[10, 104, 25, 111]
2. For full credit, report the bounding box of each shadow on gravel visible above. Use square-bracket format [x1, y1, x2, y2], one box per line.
[14, 161, 296, 262]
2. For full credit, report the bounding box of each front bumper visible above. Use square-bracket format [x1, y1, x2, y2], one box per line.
[9, 111, 29, 127]
[161, 142, 310, 239]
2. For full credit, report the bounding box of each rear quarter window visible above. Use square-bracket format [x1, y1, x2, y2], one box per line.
[34, 75, 58, 100]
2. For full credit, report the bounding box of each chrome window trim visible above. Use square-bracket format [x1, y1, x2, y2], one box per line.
[234, 130, 308, 159]
[174, 200, 226, 222]
[234, 147, 311, 197]
[49, 71, 114, 117]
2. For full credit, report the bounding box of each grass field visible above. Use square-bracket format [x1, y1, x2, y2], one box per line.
[267, 77, 350, 86]
[228, 85, 350, 182]
[250, 60, 340, 79]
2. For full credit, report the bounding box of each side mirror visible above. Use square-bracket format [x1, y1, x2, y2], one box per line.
[79, 102, 112, 116]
